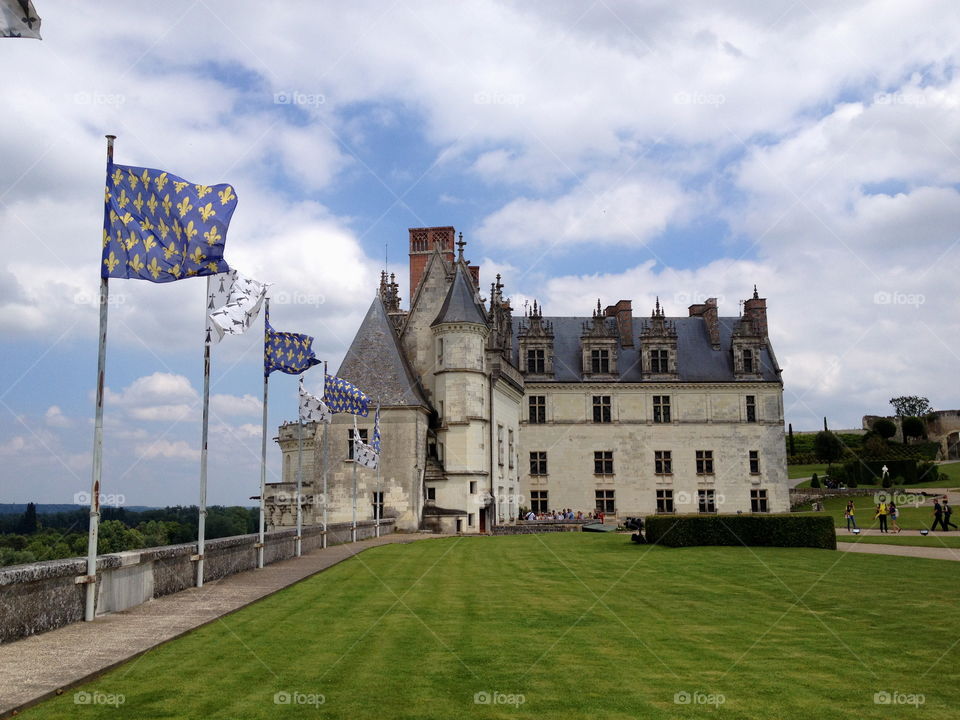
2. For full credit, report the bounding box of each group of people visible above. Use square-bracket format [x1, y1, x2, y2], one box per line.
[523, 509, 590, 522]
[842, 497, 957, 533]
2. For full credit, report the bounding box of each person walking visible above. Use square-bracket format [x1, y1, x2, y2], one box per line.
[888, 501, 902, 533]
[943, 498, 957, 530]
[931, 499, 945, 532]
[875, 501, 888, 533]
[844, 501, 858, 532]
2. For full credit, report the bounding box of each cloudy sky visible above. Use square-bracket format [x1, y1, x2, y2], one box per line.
[1, 1, 958, 507]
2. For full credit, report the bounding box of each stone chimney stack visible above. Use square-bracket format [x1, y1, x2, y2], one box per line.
[604, 300, 634, 347]
[743, 285, 768, 340]
[408, 226, 455, 300]
[688, 297, 720, 349]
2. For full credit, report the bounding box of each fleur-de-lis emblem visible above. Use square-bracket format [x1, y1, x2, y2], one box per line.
[204, 226, 222, 245]
[172, 180, 189, 194]
[125, 232, 139, 251]
[146, 256, 162, 279]
[104, 186, 111, 204]
[128, 254, 145, 273]
[297, 351, 305, 364]
[195, 184, 212, 198]
[189, 247, 205, 265]
[133, 193, 144, 213]
[198, 202, 216, 222]
[117, 189, 129, 208]
[172, 219, 183, 241]
[186, 267, 198, 277]
[284, 336, 292, 347]
[157, 218, 169, 240]
[140, 169, 150, 187]
[183, 220, 198, 241]
[103, 251, 120, 273]
[119, 211, 133, 226]
[139, 218, 154, 233]
[111, 168, 124, 186]
[163, 242, 178, 260]
[162, 194, 172, 217]
[176, 196, 193, 217]
[127, 171, 139, 190]
[146, 194, 158, 215]
[286, 349, 294, 361]
[102, 229, 109, 248]
[143, 235, 157, 252]
[206, 261, 219, 273]
[155, 172, 168, 191]
[170, 263, 182, 278]
[109, 210, 118, 225]
[218, 186, 235, 205]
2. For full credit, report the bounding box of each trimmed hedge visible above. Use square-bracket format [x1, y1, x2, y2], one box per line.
[643, 514, 836, 550]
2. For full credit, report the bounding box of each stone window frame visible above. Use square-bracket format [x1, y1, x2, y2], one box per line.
[528, 395, 546, 424]
[654, 450, 672, 475]
[656, 489, 674, 513]
[595, 489, 615, 513]
[750, 489, 769, 513]
[652, 395, 671, 424]
[698, 488, 717, 513]
[530, 491, 548, 513]
[650, 348, 670, 373]
[529, 451, 548, 476]
[347, 428, 368, 460]
[372, 491, 384, 520]
[590, 348, 610, 374]
[592, 395, 612, 423]
[746, 395, 757, 423]
[527, 348, 546, 374]
[749, 450, 760, 475]
[594, 450, 614, 475]
[695, 450, 714, 475]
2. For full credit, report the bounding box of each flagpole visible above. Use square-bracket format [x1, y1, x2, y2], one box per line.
[375, 399, 381, 538]
[352, 419, 358, 543]
[321, 361, 329, 549]
[83, 133, 115, 622]
[295, 378, 303, 557]
[257, 297, 270, 568]
[196, 277, 213, 588]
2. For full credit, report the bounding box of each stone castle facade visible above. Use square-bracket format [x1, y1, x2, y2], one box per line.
[266, 226, 789, 533]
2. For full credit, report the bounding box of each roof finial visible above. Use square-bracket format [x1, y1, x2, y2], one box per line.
[753, 284, 759, 299]
[456, 232, 466, 261]
[655, 296, 661, 316]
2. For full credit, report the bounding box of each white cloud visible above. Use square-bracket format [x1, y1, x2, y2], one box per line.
[44, 405, 71, 428]
[134, 439, 198, 461]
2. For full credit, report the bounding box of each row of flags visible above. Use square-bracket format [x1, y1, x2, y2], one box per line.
[100, 158, 377, 453]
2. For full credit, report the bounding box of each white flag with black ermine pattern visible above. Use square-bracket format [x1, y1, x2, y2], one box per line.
[299, 377, 331, 424]
[206, 271, 269, 344]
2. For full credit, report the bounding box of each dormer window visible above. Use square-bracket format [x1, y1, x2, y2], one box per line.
[591, 348, 610, 374]
[743, 348, 754, 373]
[527, 348, 545, 373]
[651, 349, 669, 373]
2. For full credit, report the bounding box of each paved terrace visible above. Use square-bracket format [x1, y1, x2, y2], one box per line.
[0, 533, 449, 718]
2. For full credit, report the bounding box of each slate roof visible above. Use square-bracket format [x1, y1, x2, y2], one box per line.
[431, 263, 488, 327]
[337, 297, 429, 407]
[511, 315, 781, 383]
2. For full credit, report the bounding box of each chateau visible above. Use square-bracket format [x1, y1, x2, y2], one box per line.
[266, 226, 789, 533]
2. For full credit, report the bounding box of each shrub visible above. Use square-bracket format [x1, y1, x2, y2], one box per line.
[872, 418, 897, 439]
[810, 473, 820, 488]
[902, 416, 926, 440]
[787, 452, 820, 465]
[814, 431, 843, 463]
[644, 515, 836, 550]
[882, 475, 892, 488]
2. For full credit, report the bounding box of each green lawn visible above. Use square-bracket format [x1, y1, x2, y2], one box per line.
[837, 535, 960, 548]
[788, 463, 827, 480]
[19, 534, 960, 719]
[797, 493, 952, 531]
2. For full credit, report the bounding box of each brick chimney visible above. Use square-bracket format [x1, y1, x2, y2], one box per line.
[743, 286, 768, 340]
[604, 300, 633, 347]
[408, 227, 455, 300]
[688, 297, 720, 349]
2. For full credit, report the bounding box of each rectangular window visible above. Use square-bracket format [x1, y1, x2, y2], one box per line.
[743, 348, 754, 373]
[698, 489, 716, 513]
[468, 512, 475, 527]
[746, 395, 757, 423]
[372, 491, 384, 520]
[749, 450, 760, 474]
[654, 450, 672, 475]
[590, 348, 610, 374]
[651, 348, 669, 373]
[595, 489, 615, 513]
[469, 480, 477, 494]
[696, 450, 714, 475]
[656, 489, 674, 513]
[530, 490, 548, 514]
[530, 451, 548, 476]
[592, 395, 612, 423]
[751, 489, 769, 513]
[594, 451, 614, 475]
[508, 429, 514, 468]
[497, 425, 504, 466]
[527, 348, 545, 373]
[653, 395, 671, 423]
[426, 487, 436, 501]
[528, 395, 546, 424]
[437, 337, 444, 364]
[347, 428, 368, 459]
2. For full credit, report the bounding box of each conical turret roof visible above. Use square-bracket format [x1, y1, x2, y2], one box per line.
[431, 263, 487, 327]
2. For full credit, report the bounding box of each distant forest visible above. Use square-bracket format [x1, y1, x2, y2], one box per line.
[0, 504, 258, 568]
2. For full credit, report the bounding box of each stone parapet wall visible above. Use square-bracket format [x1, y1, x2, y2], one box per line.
[0, 520, 394, 644]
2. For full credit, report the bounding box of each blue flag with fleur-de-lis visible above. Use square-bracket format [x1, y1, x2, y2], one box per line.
[101, 163, 237, 282]
[264, 305, 320, 376]
[324, 373, 370, 416]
